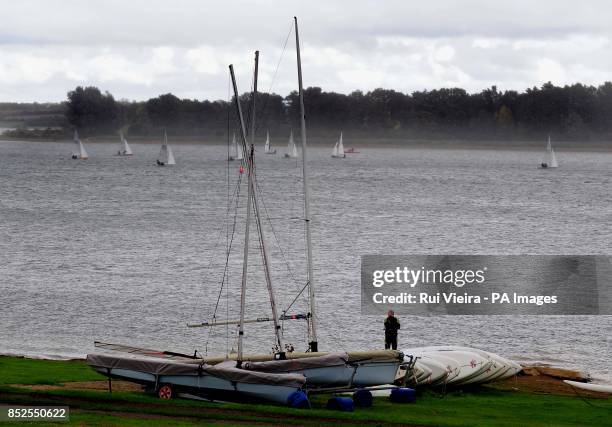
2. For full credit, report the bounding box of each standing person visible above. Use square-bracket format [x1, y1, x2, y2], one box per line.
[384, 310, 400, 350]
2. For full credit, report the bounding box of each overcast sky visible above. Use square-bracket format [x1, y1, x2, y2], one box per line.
[1, 0, 611, 102]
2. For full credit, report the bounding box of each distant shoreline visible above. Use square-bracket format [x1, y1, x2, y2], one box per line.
[2, 135, 612, 152]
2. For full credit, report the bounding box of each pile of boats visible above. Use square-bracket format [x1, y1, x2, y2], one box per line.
[86, 18, 409, 408]
[84, 18, 526, 408]
[401, 346, 522, 389]
[87, 345, 405, 405]
[86, 343, 522, 405]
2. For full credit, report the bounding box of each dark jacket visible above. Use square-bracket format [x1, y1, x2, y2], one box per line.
[384, 316, 400, 336]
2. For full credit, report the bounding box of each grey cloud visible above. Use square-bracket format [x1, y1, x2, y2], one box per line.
[0, 1, 611, 102]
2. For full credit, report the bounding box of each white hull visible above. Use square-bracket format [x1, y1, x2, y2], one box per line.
[564, 380, 612, 394]
[247, 360, 401, 388]
[91, 365, 300, 405]
[404, 346, 521, 386]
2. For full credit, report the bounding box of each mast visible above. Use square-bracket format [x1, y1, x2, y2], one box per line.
[250, 51, 285, 355]
[295, 16, 318, 352]
[251, 51, 258, 150]
[229, 64, 252, 366]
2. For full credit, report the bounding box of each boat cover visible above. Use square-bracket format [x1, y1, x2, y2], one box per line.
[243, 352, 349, 372]
[86, 353, 306, 388]
[92, 341, 403, 365]
[346, 350, 404, 363]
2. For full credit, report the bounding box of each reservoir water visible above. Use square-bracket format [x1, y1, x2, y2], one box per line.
[1, 139, 610, 381]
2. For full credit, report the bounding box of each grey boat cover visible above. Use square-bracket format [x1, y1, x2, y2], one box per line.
[346, 350, 404, 363]
[86, 353, 306, 388]
[92, 341, 403, 365]
[243, 352, 349, 373]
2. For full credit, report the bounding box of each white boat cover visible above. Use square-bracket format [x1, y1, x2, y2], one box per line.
[86, 353, 306, 388]
[243, 352, 349, 372]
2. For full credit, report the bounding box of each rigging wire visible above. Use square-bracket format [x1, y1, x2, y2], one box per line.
[254, 21, 293, 136]
[225, 72, 231, 356]
[198, 23, 312, 355]
[202, 72, 248, 356]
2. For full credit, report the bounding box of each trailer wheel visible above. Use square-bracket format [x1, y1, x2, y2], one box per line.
[158, 384, 173, 399]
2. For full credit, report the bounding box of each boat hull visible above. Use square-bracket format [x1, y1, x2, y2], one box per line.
[92, 366, 299, 404]
[87, 354, 305, 405]
[241, 351, 404, 388]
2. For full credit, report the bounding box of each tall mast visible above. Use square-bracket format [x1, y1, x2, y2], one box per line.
[251, 51, 258, 148]
[249, 51, 285, 356]
[295, 16, 318, 352]
[229, 64, 251, 366]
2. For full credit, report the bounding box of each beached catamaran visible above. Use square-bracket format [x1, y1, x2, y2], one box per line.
[117, 131, 133, 156]
[190, 17, 404, 388]
[88, 53, 309, 406]
[157, 130, 175, 166]
[88, 18, 403, 403]
[283, 130, 298, 158]
[71, 130, 89, 160]
[331, 132, 346, 158]
[539, 135, 558, 169]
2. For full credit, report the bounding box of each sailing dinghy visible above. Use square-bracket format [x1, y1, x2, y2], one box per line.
[117, 131, 133, 156]
[157, 130, 175, 166]
[331, 132, 346, 158]
[228, 133, 243, 161]
[264, 130, 276, 154]
[71, 130, 88, 160]
[283, 130, 298, 158]
[539, 136, 558, 169]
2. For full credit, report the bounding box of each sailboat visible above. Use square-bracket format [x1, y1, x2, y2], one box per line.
[283, 130, 298, 158]
[87, 54, 310, 408]
[218, 18, 404, 387]
[539, 136, 558, 169]
[228, 133, 243, 161]
[331, 132, 346, 158]
[116, 131, 133, 156]
[71, 130, 89, 160]
[264, 131, 276, 154]
[157, 130, 176, 166]
[87, 20, 404, 397]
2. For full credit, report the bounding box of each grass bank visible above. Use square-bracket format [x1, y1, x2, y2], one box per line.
[1, 356, 610, 426]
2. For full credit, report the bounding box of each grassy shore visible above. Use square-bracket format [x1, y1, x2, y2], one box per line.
[1, 356, 610, 426]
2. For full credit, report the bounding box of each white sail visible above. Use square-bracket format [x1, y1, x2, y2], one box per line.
[119, 131, 133, 156]
[166, 144, 176, 165]
[291, 137, 298, 158]
[332, 141, 339, 157]
[285, 130, 297, 158]
[72, 130, 88, 159]
[543, 135, 558, 168]
[78, 140, 89, 159]
[264, 131, 270, 153]
[234, 133, 243, 160]
[158, 144, 168, 164]
[157, 130, 175, 165]
[550, 148, 558, 168]
[337, 132, 345, 157]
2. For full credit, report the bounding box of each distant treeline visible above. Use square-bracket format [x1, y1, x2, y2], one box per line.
[4, 82, 612, 141]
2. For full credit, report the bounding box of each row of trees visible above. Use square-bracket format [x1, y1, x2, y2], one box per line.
[65, 82, 612, 140]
